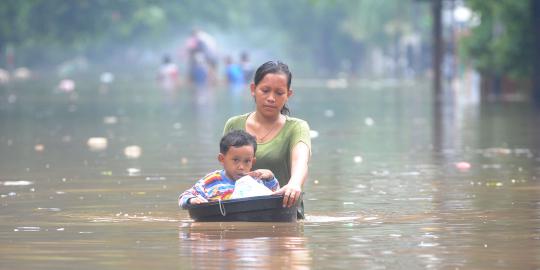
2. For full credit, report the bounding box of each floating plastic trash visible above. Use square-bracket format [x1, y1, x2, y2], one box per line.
[0, 68, 9, 84]
[364, 117, 374, 126]
[14, 67, 31, 80]
[87, 137, 107, 151]
[124, 145, 142, 159]
[324, 109, 335, 118]
[186, 194, 302, 222]
[58, 79, 75, 92]
[126, 168, 140, 176]
[180, 157, 188, 165]
[103, 116, 118, 125]
[455, 161, 471, 171]
[1, 180, 33, 186]
[34, 144, 45, 152]
[100, 72, 114, 84]
[230, 175, 272, 199]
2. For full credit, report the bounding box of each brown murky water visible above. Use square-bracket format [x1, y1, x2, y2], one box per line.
[1, 74, 540, 269]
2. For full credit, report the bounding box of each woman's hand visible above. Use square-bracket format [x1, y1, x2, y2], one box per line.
[248, 169, 274, 180]
[273, 183, 302, 208]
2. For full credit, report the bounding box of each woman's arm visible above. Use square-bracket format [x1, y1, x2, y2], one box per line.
[274, 141, 310, 207]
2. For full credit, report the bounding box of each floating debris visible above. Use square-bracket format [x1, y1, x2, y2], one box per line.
[14, 226, 41, 232]
[0, 68, 9, 84]
[313, 179, 319, 184]
[2, 180, 33, 186]
[58, 79, 76, 92]
[353, 156, 363, 163]
[364, 117, 375, 126]
[36, 208, 61, 212]
[127, 168, 141, 176]
[309, 130, 319, 139]
[61, 135, 72, 143]
[145, 176, 166, 181]
[100, 72, 114, 84]
[400, 171, 421, 176]
[324, 109, 335, 118]
[455, 161, 471, 171]
[103, 116, 118, 125]
[173, 123, 182, 129]
[7, 94, 17, 104]
[124, 145, 142, 159]
[326, 78, 348, 89]
[34, 144, 45, 152]
[13, 67, 31, 80]
[485, 182, 503, 187]
[514, 148, 533, 158]
[87, 137, 108, 151]
[371, 170, 390, 176]
[418, 241, 439, 247]
[180, 157, 188, 165]
[482, 164, 501, 169]
[482, 147, 512, 157]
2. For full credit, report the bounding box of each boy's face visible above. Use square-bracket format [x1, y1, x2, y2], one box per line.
[218, 145, 256, 180]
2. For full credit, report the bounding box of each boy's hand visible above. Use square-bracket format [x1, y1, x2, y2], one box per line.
[189, 198, 206, 205]
[248, 169, 274, 180]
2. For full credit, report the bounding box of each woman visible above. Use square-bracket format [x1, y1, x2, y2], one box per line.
[223, 61, 311, 217]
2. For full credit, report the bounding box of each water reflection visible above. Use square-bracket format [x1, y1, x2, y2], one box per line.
[178, 222, 311, 269]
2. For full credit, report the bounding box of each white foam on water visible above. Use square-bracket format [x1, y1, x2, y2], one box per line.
[305, 215, 361, 223]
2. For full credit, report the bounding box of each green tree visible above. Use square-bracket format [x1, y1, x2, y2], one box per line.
[461, 0, 533, 78]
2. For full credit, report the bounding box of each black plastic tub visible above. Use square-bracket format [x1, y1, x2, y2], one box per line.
[186, 194, 301, 222]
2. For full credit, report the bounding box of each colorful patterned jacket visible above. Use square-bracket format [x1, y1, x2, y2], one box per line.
[178, 169, 279, 209]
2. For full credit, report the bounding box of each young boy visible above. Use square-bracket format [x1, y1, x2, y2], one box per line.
[178, 130, 279, 209]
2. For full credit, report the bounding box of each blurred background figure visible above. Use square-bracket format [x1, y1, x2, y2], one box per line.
[196, 30, 219, 86]
[240, 51, 254, 84]
[0, 68, 10, 84]
[224, 55, 244, 87]
[157, 54, 179, 91]
[182, 28, 218, 87]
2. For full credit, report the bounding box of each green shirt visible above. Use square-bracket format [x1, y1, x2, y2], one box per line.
[223, 113, 311, 187]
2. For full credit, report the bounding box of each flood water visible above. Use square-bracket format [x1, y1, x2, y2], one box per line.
[1, 73, 540, 269]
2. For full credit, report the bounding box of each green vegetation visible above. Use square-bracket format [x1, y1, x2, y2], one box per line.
[0, 0, 430, 75]
[461, 0, 534, 79]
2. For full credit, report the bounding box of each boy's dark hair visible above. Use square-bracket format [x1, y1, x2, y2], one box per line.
[220, 130, 257, 154]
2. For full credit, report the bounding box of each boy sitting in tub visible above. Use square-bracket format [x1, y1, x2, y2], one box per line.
[178, 130, 279, 209]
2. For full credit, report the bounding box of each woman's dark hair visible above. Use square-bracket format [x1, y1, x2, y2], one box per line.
[220, 130, 257, 154]
[253, 60, 292, 115]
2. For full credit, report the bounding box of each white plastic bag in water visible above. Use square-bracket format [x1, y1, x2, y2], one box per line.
[230, 175, 273, 199]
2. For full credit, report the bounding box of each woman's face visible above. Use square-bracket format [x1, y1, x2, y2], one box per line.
[250, 73, 292, 117]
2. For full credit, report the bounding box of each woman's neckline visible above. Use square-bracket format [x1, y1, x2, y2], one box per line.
[245, 112, 287, 144]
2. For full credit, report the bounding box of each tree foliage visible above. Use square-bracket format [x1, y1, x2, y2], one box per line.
[461, 0, 534, 78]
[0, 0, 432, 73]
